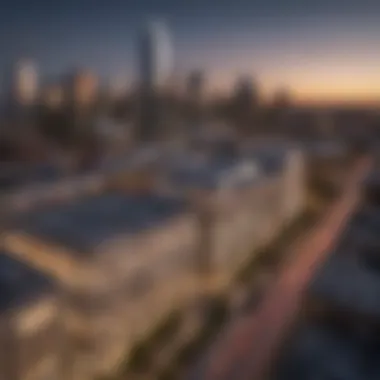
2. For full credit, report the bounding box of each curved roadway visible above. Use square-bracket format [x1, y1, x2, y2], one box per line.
[188, 156, 371, 380]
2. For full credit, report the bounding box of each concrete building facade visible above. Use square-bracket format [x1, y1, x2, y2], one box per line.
[2, 192, 201, 379]
[0, 252, 65, 380]
[1, 145, 306, 379]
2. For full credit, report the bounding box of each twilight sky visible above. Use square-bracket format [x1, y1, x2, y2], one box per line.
[2, 0, 380, 103]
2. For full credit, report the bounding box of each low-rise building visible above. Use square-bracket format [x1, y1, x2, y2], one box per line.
[1, 144, 306, 379]
[2, 192, 200, 378]
[0, 251, 65, 380]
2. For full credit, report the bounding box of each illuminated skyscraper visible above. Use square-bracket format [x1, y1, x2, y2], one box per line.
[63, 69, 99, 137]
[11, 59, 38, 106]
[4, 59, 38, 126]
[186, 70, 206, 133]
[137, 20, 173, 141]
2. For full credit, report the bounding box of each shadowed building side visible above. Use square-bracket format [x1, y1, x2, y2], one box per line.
[0, 251, 66, 380]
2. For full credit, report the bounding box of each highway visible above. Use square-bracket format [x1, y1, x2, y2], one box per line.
[187, 156, 371, 380]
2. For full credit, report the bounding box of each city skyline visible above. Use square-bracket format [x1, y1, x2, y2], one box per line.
[2, 0, 380, 105]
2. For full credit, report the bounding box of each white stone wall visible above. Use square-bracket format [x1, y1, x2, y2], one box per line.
[209, 177, 287, 274]
[63, 213, 201, 377]
[282, 148, 306, 222]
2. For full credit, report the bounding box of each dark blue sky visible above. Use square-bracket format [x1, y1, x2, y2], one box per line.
[2, 0, 380, 101]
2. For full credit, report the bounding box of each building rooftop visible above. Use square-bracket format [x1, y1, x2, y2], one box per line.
[0, 251, 55, 312]
[12, 193, 188, 255]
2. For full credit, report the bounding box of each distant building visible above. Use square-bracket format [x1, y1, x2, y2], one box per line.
[11, 59, 38, 106]
[232, 75, 260, 135]
[62, 69, 99, 135]
[3, 59, 38, 125]
[186, 70, 206, 132]
[315, 110, 336, 138]
[137, 20, 173, 141]
[139, 20, 173, 91]
[40, 83, 64, 109]
[65, 69, 98, 109]
[187, 70, 205, 102]
[233, 75, 259, 110]
[272, 88, 292, 109]
[94, 116, 133, 151]
[106, 76, 128, 100]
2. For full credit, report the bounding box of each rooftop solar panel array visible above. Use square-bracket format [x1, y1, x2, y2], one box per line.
[0, 251, 55, 312]
[14, 193, 188, 254]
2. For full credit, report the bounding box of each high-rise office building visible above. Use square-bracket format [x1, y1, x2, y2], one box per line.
[186, 70, 206, 134]
[187, 70, 205, 102]
[233, 75, 259, 110]
[139, 20, 173, 91]
[11, 59, 38, 106]
[65, 69, 98, 109]
[137, 20, 173, 141]
[3, 59, 39, 127]
[63, 69, 99, 136]
[232, 75, 260, 135]
[41, 83, 64, 109]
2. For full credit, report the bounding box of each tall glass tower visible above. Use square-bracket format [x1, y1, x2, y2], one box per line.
[137, 20, 173, 141]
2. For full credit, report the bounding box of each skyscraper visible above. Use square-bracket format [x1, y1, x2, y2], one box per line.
[137, 20, 173, 141]
[232, 75, 260, 135]
[186, 70, 206, 133]
[233, 75, 259, 111]
[11, 59, 38, 106]
[63, 69, 99, 139]
[139, 20, 172, 90]
[65, 69, 98, 109]
[4, 59, 38, 126]
[271, 87, 292, 132]
[187, 70, 205, 102]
